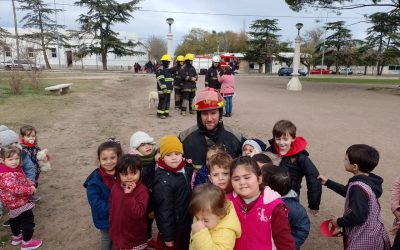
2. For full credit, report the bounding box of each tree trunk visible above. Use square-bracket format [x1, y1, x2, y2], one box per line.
[364, 65, 367, 75]
[39, 12, 51, 69]
[102, 51, 107, 70]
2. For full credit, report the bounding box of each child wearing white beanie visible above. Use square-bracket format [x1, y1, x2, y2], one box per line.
[242, 138, 267, 157]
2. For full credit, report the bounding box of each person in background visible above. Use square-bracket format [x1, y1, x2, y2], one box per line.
[179, 53, 198, 116]
[170, 55, 185, 110]
[217, 67, 235, 117]
[205, 56, 222, 91]
[156, 54, 174, 119]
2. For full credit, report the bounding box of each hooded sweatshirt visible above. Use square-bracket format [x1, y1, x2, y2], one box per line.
[189, 201, 241, 250]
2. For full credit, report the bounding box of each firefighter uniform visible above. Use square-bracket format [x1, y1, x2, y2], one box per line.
[205, 66, 221, 90]
[170, 55, 184, 110]
[179, 53, 198, 115]
[156, 55, 173, 118]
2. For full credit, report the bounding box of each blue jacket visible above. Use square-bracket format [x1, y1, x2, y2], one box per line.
[83, 169, 111, 230]
[21, 150, 36, 183]
[282, 190, 310, 250]
[193, 164, 209, 188]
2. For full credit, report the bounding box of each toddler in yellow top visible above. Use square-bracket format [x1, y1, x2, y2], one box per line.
[189, 183, 241, 250]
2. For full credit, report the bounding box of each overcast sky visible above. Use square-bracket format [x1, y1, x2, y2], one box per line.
[0, 0, 392, 51]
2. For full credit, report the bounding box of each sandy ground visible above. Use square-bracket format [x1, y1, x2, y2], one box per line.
[0, 72, 399, 249]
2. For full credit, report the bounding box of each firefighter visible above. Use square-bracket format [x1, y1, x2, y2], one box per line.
[205, 55, 222, 91]
[170, 55, 185, 110]
[156, 54, 173, 119]
[179, 53, 198, 116]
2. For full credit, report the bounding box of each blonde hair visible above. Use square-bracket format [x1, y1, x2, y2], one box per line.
[207, 152, 232, 173]
[189, 183, 229, 218]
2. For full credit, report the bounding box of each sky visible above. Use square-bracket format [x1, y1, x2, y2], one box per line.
[0, 0, 393, 52]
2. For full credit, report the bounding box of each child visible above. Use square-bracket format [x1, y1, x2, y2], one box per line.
[109, 154, 149, 250]
[188, 183, 241, 250]
[318, 144, 390, 250]
[227, 156, 295, 250]
[19, 125, 42, 201]
[207, 152, 232, 193]
[252, 153, 273, 168]
[262, 165, 310, 250]
[83, 138, 122, 250]
[0, 146, 42, 249]
[193, 144, 225, 188]
[217, 67, 235, 117]
[390, 175, 400, 249]
[242, 139, 267, 157]
[266, 120, 321, 214]
[153, 135, 193, 250]
[129, 131, 157, 245]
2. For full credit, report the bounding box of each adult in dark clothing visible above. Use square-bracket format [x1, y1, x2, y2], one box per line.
[179, 53, 198, 115]
[179, 88, 245, 171]
[170, 55, 185, 110]
[205, 55, 222, 90]
[156, 54, 173, 119]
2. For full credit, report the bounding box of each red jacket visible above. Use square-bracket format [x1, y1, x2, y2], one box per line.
[109, 180, 149, 250]
[0, 163, 34, 210]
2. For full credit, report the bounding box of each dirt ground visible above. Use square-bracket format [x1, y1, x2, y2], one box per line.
[0, 71, 399, 249]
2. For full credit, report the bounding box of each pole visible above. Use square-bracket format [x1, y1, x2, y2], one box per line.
[320, 11, 328, 76]
[53, 0, 61, 68]
[167, 24, 173, 57]
[12, 0, 20, 60]
[287, 34, 302, 91]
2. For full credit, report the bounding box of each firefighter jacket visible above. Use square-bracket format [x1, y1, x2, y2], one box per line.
[170, 64, 183, 89]
[205, 66, 221, 90]
[179, 64, 198, 92]
[156, 66, 173, 94]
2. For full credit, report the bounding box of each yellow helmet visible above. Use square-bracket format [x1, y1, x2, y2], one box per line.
[160, 54, 172, 62]
[176, 55, 185, 62]
[184, 53, 194, 61]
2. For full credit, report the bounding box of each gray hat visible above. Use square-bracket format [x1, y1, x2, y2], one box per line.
[0, 126, 19, 147]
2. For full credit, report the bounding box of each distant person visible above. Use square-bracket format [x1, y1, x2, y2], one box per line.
[318, 144, 390, 249]
[179, 53, 198, 116]
[205, 56, 222, 91]
[218, 67, 235, 117]
[170, 55, 185, 110]
[155, 54, 173, 119]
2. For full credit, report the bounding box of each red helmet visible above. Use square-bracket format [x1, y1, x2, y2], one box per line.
[193, 88, 225, 111]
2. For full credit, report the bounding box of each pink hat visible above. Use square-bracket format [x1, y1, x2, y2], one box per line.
[320, 220, 342, 237]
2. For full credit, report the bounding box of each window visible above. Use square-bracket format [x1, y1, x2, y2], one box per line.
[51, 48, 57, 58]
[4, 46, 11, 57]
[388, 65, 400, 71]
[27, 47, 34, 58]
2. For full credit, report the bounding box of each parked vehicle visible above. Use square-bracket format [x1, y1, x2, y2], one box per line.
[310, 68, 330, 74]
[193, 54, 240, 75]
[339, 68, 353, 75]
[2, 59, 41, 71]
[278, 67, 307, 76]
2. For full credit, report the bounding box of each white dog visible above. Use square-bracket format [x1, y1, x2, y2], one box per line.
[148, 91, 159, 108]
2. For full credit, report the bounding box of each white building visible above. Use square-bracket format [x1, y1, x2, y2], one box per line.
[1, 28, 149, 70]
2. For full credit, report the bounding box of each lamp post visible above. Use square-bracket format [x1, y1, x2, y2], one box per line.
[166, 18, 174, 57]
[287, 23, 303, 91]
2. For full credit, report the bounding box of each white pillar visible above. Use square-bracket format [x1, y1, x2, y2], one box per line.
[167, 32, 173, 56]
[287, 35, 302, 91]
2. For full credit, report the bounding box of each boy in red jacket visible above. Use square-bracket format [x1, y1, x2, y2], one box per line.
[109, 154, 149, 250]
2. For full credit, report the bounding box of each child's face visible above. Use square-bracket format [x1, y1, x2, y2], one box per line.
[163, 152, 183, 168]
[231, 164, 261, 199]
[274, 133, 295, 153]
[242, 144, 255, 157]
[23, 132, 36, 144]
[208, 166, 230, 191]
[195, 210, 221, 230]
[99, 149, 118, 174]
[120, 168, 141, 187]
[206, 150, 217, 165]
[3, 153, 20, 168]
[137, 143, 154, 156]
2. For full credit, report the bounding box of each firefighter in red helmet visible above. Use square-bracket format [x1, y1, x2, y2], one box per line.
[179, 88, 245, 169]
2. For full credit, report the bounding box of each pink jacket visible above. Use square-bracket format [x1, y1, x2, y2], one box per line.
[218, 74, 235, 96]
[391, 176, 400, 213]
[0, 164, 34, 210]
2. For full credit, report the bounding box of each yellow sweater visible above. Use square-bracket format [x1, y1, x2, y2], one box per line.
[189, 202, 241, 250]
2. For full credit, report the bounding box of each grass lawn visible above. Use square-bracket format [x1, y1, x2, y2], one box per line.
[303, 76, 400, 84]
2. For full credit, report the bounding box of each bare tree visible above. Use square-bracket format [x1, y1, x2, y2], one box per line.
[147, 35, 167, 60]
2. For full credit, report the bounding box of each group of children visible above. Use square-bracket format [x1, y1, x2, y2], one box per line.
[0, 125, 46, 250]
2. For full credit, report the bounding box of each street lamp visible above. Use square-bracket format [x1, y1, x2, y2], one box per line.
[287, 23, 303, 91]
[166, 18, 174, 57]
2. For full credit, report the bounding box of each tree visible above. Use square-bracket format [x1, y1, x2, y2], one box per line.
[19, 0, 66, 69]
[285, 0, 400, 11]
[75, 0, 144, 70]
[245, 19, 281, 73]
[0, 27, 10, 48]
[146, 35, 167, 61]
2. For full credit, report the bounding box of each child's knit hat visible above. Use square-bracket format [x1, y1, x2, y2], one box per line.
[160, 135, 183, 158]
[0, 125, 19, 147]
[130, 131, 155, 149]
[242, 138, 267, 154]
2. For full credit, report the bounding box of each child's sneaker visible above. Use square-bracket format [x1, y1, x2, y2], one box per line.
[29, 195, 41, 202]
[11, 234, 23, 245]
[21, 239, 42, 250]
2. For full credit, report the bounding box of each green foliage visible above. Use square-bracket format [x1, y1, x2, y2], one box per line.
[285, 0, 399, 12]
[75, 0, 144, 70]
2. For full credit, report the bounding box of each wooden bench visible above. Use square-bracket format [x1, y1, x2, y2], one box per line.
[45, 83, 73, 95]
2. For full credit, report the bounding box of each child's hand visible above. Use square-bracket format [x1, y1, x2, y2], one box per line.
[186, 158, 193, 164]
[394, 209, 400, 221]
[309, 209, 319, 215]
[148, 211, 155, 219]
[165, 241, 174, 247]
[331, 216, 339, 228]
[123, 182, 136, 194]
[31, 186, 36, 194]
[191, 220, 206, 234]
[390, 224, 400, 236]
[317, 175, 328, 185]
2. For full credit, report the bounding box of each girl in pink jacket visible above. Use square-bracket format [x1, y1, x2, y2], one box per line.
[218, 67, 235, 117]
[391, 176, 400, 249]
